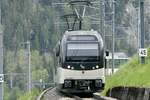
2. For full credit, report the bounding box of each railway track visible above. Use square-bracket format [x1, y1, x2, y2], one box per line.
[37, 87, 117, 100]
[36, 87, 55, 100]
[60, 92, 96, 100]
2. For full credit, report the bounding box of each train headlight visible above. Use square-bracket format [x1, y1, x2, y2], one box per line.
[71, 67, 74, 70]
[67, 65, 71, 69]
[95, 79, 102, 87]
[64, 80, 72, 88]
[96, 65, 99, 69]
[92, 67, 95, 69]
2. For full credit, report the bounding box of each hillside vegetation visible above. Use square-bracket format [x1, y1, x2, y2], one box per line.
[17, 89, 40, 100]
[103, 48, 150, 94]
[1, 0, 150, 99]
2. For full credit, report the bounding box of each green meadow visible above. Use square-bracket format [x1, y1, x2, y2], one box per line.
[103, 48, 150, 95]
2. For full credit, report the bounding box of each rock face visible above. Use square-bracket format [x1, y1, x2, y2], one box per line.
[106, 87, 150, 100]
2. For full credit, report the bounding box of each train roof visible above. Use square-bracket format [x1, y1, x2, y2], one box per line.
[64, 30, 101, 36]
[61, 30, 104, 48]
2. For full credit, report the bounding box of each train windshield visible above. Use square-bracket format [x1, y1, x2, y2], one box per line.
[66, 43, 99, 61]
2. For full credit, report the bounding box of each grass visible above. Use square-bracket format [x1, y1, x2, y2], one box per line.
[17, 88, 40, 100]
[102, 48, 150, 95]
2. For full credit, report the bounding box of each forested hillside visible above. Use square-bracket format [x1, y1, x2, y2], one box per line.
[0, 0, 150, 99]
[1, 0, 150, 53]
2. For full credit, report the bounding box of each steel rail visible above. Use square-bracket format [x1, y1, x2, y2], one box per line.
[93, 93, 117, 100]
[36, 87, 54, 100]
[60, 91, 83, 100]
[36, 87, 117, 100]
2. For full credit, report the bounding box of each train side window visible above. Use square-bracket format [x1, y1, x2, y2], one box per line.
[55, 42, 60, 57]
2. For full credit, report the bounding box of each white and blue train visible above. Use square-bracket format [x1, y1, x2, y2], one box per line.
[54, 30, 108, 93]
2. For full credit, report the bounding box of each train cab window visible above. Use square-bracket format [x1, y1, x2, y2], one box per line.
[66, 43, 99, 61]
[67, 35, 98, 41]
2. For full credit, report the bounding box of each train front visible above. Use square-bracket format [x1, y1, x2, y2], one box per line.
[57, 30, 105, 93]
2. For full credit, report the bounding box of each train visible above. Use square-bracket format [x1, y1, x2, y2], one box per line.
[54, 30, 108, 93]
